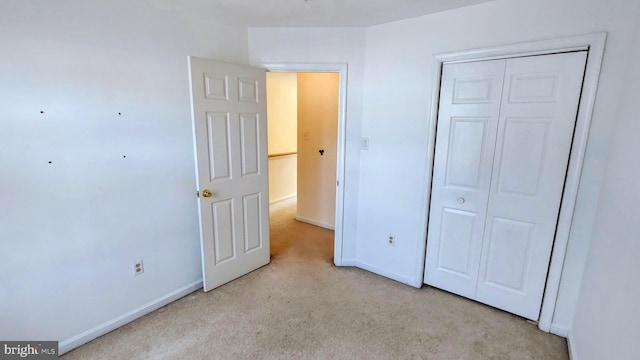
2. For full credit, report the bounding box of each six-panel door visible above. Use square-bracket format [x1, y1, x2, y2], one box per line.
[189, 57, 270, 292]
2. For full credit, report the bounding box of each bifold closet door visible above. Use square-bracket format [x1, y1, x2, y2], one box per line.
[425, 52, 588, 320]
[423, 59, 506, 299]
[475, 52, 588, 319]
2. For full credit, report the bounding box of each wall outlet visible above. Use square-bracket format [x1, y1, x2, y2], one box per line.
[133, 260, 144, 276]
[388, 233, 395, 246]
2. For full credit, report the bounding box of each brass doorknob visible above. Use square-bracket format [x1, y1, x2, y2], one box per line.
[202, 189, 213, 198]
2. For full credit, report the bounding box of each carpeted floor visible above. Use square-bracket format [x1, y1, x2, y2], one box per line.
[62, 198, 568, 359]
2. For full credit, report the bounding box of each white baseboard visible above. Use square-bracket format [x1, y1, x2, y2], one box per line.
[269, 194, 296, 205]
[408, 276, 424, 289]
[567, 329, 577, 360]
[59, 280, 203, 355]
[338, 258, 357, 267]
[355, 260, 414, 286]
[550, 323, 569, 338]
[295, 216, 335, 230]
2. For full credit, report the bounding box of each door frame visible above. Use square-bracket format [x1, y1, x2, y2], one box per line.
[260, 63, 348, 267]
[418, 33, 606, 334]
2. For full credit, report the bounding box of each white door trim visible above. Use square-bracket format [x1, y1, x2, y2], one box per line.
[419, 33, 606, 334]
[260, 63, 348, 267]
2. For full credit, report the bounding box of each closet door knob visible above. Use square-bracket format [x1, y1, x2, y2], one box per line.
[458, 197, 466, 204]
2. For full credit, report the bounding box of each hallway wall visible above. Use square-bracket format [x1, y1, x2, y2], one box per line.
[296, 73, 340, 229]
[266, 72, 297, 204]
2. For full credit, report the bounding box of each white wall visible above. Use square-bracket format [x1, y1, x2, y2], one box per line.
[570, 11, 640, 359]
[266, 72, 298, 203]
[0, 0, 248, 352]
[297, 73, 340, 229]
[357, 0, 640, 331]
[267, 72, 298, 155]
[248, 28, 367, 262]
[268, 155, 297, 204]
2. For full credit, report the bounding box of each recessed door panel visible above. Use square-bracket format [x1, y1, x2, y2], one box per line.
[453, 77, 495, 104]
[212, 200, 236, 264]
[243, 193, 263, 253]
[437, 208, 477, 276]
[445, 117, 487, 189]
[240, 113, 260, 177]
[497, 119, 549, 196]
[509, 73, 559, 103]
[239, 78, 259, 102]
[204, 73, 229, 100]
[206, 112, 232, 182]
[483, 217, 535, 292]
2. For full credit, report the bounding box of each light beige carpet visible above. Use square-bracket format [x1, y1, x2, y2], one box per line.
[62, 198, 568, 359]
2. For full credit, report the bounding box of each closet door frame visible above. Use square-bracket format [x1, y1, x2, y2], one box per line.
[419, 33, 606, 334]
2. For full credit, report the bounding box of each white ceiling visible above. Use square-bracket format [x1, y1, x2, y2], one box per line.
[172, 0, 493, 27]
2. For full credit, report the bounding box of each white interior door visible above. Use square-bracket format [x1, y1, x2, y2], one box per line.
[424, 59, 506, 298]
[425, 52, 587, 320]
[475, 52, 587, 319]
[188, 57, 270, 292]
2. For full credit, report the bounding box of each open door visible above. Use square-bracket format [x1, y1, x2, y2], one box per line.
[188, 57, 270, 292]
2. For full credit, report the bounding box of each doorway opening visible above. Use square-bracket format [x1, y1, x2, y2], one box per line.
[188, 58, 348, 294]
[265, 71, 341, 264]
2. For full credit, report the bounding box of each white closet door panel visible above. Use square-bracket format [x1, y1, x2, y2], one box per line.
[476, 52, 587, 320]
[424, 60, 506, 297]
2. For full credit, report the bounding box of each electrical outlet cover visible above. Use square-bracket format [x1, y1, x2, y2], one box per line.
[133, 260, 144, 276]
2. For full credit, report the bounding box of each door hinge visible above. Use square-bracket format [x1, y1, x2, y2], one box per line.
[196, 190, 200, 198]
[337, 180, 340, 186]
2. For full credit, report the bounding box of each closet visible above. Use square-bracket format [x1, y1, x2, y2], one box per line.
[424, 52, 587, 320]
